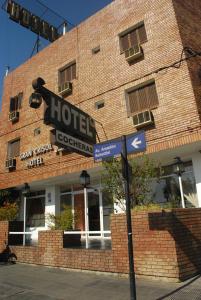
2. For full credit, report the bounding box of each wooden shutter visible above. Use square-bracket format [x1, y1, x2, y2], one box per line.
[129, 30, 138, 47]
[138, 24, 147, 44]
[59, 69, 65, 85]
[120, 34, 130, 52]
[10, 97, 16, 112]
[7, 139, 20, 158]
[59, 63, 76, 85]
[128, 82, 158, 115]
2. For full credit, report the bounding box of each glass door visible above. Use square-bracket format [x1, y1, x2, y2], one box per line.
[87, 190, 101, 236]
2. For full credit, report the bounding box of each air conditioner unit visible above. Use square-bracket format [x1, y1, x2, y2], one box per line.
[133, 110, 154, 128]
[58, 81, 72, 95]
[8, 111, 19, 122]
[5, 158, 16, 170]
[125, 45, 143, 62]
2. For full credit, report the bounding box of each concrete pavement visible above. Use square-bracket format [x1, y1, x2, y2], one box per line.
[0, 263, 201, 299]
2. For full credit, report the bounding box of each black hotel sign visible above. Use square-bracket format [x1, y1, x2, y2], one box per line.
[30, 78, 96, 156]
[6, 0, 60, 42]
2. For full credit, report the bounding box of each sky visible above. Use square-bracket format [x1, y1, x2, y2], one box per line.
[0, 0, 113, 109]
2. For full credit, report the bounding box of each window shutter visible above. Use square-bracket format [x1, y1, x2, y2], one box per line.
[146, 83, 159, 109]
[66, 67, 70, 82]
[59, 63, 76, 85]
[128, 90, 140, 115]
[121, 34, 130, 52]
[129, 30, 138, 47]
[10, 97, 16, 112]
[127, 82, 158, 115]
[59, 69, 65, 85]
[138, 24, 147, 44]
[8, 139, 20, 158]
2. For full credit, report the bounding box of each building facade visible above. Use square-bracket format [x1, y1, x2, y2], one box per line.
[1, 0, 201, 245]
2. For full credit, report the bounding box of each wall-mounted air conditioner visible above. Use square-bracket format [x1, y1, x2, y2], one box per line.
[8, 111, 19, 122]
[133, 110, 154, 128]
[58, 81, 72, 96]
[125, 45, 143, 62]
[5, 158, 16, 170]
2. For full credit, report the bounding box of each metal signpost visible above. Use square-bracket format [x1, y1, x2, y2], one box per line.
[94, 131, 146, 300]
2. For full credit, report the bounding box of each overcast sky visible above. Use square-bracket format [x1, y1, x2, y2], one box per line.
[0, 0, 113, 109]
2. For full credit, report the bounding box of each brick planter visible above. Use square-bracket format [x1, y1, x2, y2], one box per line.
[1, 208, 201, 281]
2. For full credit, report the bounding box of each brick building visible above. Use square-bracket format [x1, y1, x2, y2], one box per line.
[0, 0, 201, 246]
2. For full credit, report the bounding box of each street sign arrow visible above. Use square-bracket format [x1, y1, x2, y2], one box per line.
[131, 137, 142, 149]
[126, 131, 146, 154]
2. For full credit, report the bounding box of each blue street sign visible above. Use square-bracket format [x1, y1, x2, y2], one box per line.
[93, 131, 146, 162]
[126, 131, 146, 154]
[93, 139, 122, 162]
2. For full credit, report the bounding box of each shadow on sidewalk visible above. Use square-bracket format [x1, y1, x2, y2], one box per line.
[156, 275, 201, 300]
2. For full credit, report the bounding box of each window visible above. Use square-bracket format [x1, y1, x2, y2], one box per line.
[127, 81, 159, 116]
[9, 92, 23, 112]
[7, 139, 20, 158]
[26, 192, 45, 227]
[120, 23, 147, 52]
[58, 62, 76, 86]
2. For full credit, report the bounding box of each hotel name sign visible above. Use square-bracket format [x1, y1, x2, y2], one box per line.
[5, 0, 60, 42]
[30, 78, 96, 157]
[20, 144, 53, 168]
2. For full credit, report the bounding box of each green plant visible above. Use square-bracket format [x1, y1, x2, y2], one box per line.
[47, 205, 75, 231]
[0, 202, 19, 221]
[102, 155, 158, 211]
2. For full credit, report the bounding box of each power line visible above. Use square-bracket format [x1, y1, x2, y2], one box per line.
[77, 47, 201, 106]
[1, 47, 201, 139]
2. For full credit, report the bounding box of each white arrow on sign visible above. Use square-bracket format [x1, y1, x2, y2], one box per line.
[131, 137, 142, 149]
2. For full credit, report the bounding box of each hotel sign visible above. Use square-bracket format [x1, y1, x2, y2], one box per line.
[31, 78, 96, 145]
[6, 0, 60, 42]
[20, 143, 53, 168]
[51, 130, 93, 157]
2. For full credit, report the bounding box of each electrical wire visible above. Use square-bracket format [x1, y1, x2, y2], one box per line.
[1, 47, 201, 177]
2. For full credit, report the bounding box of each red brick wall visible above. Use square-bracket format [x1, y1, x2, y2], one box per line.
[1, 208, 201, 281]
[0, 221, 8, 252]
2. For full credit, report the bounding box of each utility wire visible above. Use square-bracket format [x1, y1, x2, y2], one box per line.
[1, 47, 201, 139]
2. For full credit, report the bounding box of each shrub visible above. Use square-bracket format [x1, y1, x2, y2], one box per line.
[47, 205, 75, 231]
[0, 202, 18, 221]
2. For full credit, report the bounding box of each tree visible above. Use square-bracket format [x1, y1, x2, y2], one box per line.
[102, 155, 158, 211]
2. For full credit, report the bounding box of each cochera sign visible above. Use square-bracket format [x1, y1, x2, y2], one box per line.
[30, 78, 96, 157]
[5, 0, 60, 42]
[50, 130, 93, 157]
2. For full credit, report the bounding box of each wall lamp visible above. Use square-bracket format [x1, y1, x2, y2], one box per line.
[79, 170, 90, 188]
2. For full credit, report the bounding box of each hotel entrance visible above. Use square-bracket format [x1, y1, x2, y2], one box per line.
[61, 186, 113, 249]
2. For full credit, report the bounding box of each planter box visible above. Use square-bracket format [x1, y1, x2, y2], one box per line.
[63, 231, 81, 248]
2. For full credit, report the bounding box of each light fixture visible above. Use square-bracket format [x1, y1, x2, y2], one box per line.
[29, 92, 43, 109]
[80, 170, 90, 188]
[172, 157, 185, 176]
[22, 182, 30, 195]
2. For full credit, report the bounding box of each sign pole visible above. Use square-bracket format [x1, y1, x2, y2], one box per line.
[121, 135, 137, 300]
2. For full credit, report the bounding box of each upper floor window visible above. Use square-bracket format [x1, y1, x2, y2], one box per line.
[7, 139, 20, 158]
[126, 81, 159, 116]
[58, 62, 76, 95]
[120, 23, 147, 53]
[59, 62, 76, 85]
[9, 92, 23, 112]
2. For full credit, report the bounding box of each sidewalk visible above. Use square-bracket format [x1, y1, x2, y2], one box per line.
[0, 263, 201, 299]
